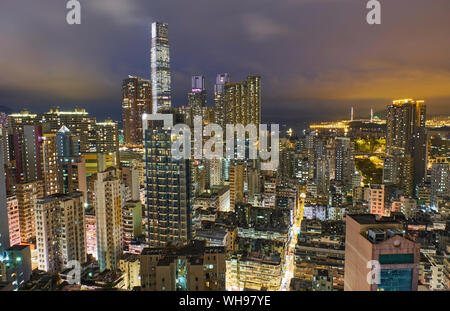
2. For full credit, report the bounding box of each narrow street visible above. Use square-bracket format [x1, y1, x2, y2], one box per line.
[280, 194, 305, 291]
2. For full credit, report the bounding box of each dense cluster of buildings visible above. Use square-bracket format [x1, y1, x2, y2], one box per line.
[0, 21, 448, 292]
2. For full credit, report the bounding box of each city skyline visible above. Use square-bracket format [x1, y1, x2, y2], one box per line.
[0, 0, 449, 295]
[0, 0, 449, 132]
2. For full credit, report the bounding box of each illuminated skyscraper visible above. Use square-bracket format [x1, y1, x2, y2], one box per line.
[35, 192, 87, 272]
[42, 108, 97, 153]
[15, 180, 44, 244]
[224, 75, 261, 127]
[6, 196, 20, 247]
[122, 76, 152, 146]
[430, 162, 449, 207]
[335, 137, 355, 188]
[96, 119, 120, 164]
[7, 124, 43, 184]
[143, 115, 192, 247]
[94, 168, 123, 272]
[56, 125, 80, 157]
[56, 126, 87, 202]
[151, 22, 172, 112]
[384, 99, 427, 193]
[369, 184, 385, 217]
[0, 138, 9, 253]
[188, 75, 207, 126]
[41, 133, 61, 197]
[214, 73, 231, 129]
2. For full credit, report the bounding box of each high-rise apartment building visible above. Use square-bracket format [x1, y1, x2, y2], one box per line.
[15, 180, 44, 244]
[335, 137, 355, 188]
[23, 125, 43, 182]
[229, 164, 244, 210]
[94, 168, 123, 271]
[214, 73, 231, 129]
[59, 157, 87, 202]
[0, 140, 9, 253]
[7, 110, 39, 129]
[96, 119, 120, 165]
[384, 99, 427, 192]
[188, 75, 207, 126]
[122, 165, 140, 202]
[53, 125, 87, 201]
[122, 76, 152, 145]
[122, 200, 142, 248]
[151, 22, 172, 112]
[430, 162, 449, 207]
[35, 192, 87, 272]
[369, 184, 385, 217]
[41, 133, 61, 196]
[224, 75, 261, 127]
[6, 124, 43, 184]
[6, 196, 20, 247]
[344, 214, 420, 291]
[42, 108, 97, 153]
[143, 115, 192, 247]
[56, 125, 80, 157]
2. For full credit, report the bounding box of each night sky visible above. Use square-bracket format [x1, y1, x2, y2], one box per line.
[0, 0, 449, 132]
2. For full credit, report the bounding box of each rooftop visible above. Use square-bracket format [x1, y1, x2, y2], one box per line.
[348, 214, 399, 225]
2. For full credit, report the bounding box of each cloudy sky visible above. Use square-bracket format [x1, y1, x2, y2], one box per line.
[0, 0, 449, 130]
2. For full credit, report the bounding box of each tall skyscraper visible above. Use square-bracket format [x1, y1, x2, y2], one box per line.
[344, 214, 420, 291]
[94, 168, 123, 272]
[384, 99, 427, 193]
[56, 126, 87, 202]
[7, 123, 43, 184]
[41, 133, 61, 197]
[188, 75, 207, 126]
[151, 22, 172, 112]
[0, 138, 10, 253]
[96, 119, 120, 164]
[246, 75, 262, 127]
[122, 76, 152, 146]
[15, 180, 44, 244]
[214, 73, 231, 129]
[56, 125, 80, 158]
[430, 162, 449, 208]
[35, 192, 87, 272]
[143, 115, 192, 247]
[335, 137, 355, 188]
[6, 196, 20, 247]
[224, 75, 261, 127]
[23, 125, 43, 182]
